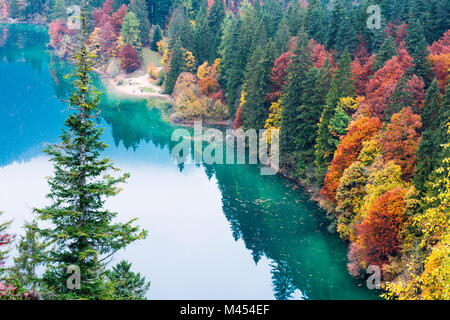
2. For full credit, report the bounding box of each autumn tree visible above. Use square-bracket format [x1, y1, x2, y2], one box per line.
[357, 187, 407, 267]
[119, 43, 143, 73]
[382, 107, 422, 181]
[321, 117, 382, 203]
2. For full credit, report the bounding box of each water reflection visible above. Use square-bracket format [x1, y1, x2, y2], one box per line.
[0, 24, 379, 300]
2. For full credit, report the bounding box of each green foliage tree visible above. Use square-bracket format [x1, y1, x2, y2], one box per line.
[406, 19, 433, 85]
[164, 40, 185, 94]
[34, 18, 147, 300]
[129, 0, 151, 45]
[279, 29, 312, 162]
[374, 36, 397, 71]
[121, 11, 141, 50]
[106, 260, 150, 300]
[151, 25, 162, 51]
[11, 221, 47, 292]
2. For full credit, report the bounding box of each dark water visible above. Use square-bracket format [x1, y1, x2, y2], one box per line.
[0, 24, 379, 300]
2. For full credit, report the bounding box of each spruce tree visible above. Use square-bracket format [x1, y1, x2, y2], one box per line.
[406, 19, 432, 85]
[374, 36, 397, 71]
[413, 80, 449, 193]
[305, 0, 324, 43]
[129, 0, 151, 45]
[121, 11, 141, 50]
[106, 260, 150, 300]
[164, 40, 185, 94]
[11, 221, 47, 292]
[326, 49, 355, 108]
[151, 25, 162, 51]
[207, 0, 226, 61]
[280, 29, 312, 159]
[34, 17, 147, 300]
[241, 42, 274, 130]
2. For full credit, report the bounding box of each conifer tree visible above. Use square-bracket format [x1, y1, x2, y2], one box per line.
[280, 29, 312, 159]
[11, 221, 47, 292]
[406, 19, 433, 85]
[374, 36, 397, 71]
[164, 40, 185, 94]
[129, 0, 151, 45]
[106, 260, 150, 300]
[207, 0, 225, 61]
[241, 42, 274, 130]
[151, 25, 162, 51]
[413, 80, 449, 192]
[34, 16, 147, 299]
[326, 49, 355, 108]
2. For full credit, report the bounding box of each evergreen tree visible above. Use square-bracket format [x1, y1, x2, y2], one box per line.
[164, 40, 185, 94]
[207, 0, 226, 61]
[106, 260, 150, 300]
[51, 0, 67, 20]
[34, 17, 147, 299]
[305, 0, 324, 43]
[374, 36, 397, 71]
[0, 212, 12, 279]
[280, 29, 312, 159]
[273, 18, 291, 57]
[413, 80, 449, 192]
[261, 0, 284, 39]
[151, 25, 162, 51]
[193, 5, 212, 65]
[326, 0, 343, 51]
[11, 222, 47, 292]
[326, 49, 355, 108]
[406, 19, 433, 85]
[241, 42, 274, 130]
[129, 0, 151, 45]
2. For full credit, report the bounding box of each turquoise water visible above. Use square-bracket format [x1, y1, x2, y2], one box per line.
[0, 24, 379, 300]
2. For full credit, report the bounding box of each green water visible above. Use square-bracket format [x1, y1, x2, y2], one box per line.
[0, 24, 379, 300]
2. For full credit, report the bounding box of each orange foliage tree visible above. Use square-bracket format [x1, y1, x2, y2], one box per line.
[428, 30, 450, 89]
[321, 117, 382, 203]
[357, 187, 407, 267]
[382, 107, 422, 181]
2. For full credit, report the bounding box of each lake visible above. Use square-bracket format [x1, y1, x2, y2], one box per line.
[0, 24, 379, 300]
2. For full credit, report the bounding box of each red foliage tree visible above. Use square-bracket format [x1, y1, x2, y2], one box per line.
[266, 51, 294, 102]
[98, 20, 117, 57]
[428, 30, 450, 89]
[357, 187, 407, 267]
[382, 107, 422, 181]
[352, 55, 375, 95]
[321, 117, 382, 203]
[198, 76, 220, 96]
[308, 38, 332, 69]
[111, 4, 128, 34]
[234, 106, 243, 129]
[405, 75, 425, 113]
[119, 44, 142, 73]
[364, 47, 414, 119]
[355, 35, 370, 65]
[48, 19, 68, 49]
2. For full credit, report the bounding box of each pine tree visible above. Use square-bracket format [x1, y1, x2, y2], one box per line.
[241, 42, 274, 130]
[34, 17, 147, 300]
[413, 80, 449, 192]
[106, 260, 150, 300]
[51, 0, 67, 21]
[11, 221, 47, 292]
[129, 0, 151, 45]
[207, 0, 225, 61]
[164, 40, 185, 94]
[326, 49, 355, 108]
[151, 25, 162, 51]
[406, 19, 433, 85]
[305, 0, 324, 43]
[374, 36, 397, 71]
[261, 0, 284, 39]
[280, 29, 312, 159]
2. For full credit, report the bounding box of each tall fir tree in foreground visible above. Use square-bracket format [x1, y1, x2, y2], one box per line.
[164, 39, 185, 94]
[34, 16, 147, 300]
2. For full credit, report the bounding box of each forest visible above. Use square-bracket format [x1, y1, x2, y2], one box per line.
[0, 0, 449, 300]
